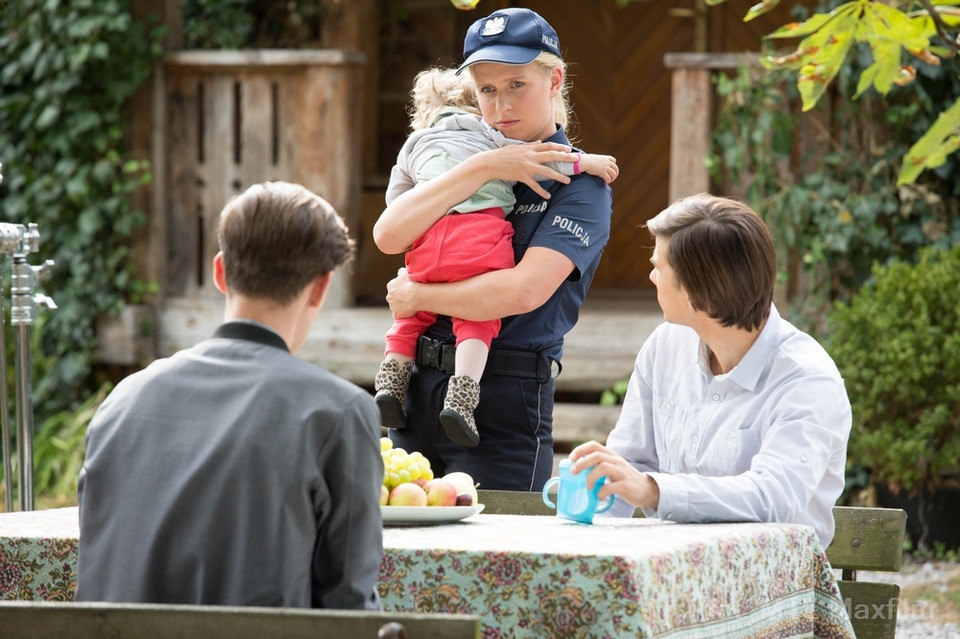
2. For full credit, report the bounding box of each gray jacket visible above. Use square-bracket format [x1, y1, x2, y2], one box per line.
[77, 322, 383, 609]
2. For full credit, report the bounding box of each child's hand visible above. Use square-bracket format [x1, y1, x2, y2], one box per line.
[580, 153, 619, 185]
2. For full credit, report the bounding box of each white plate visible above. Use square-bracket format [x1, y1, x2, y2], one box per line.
[381, 504, 484, 526]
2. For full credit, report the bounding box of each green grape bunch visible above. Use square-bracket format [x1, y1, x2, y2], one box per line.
[380, 437, 433, 490]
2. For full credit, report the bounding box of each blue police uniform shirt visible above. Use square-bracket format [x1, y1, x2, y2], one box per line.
[424, 126, 613, 362]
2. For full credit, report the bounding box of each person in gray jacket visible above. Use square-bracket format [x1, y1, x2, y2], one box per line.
[76, 181, 383, 609]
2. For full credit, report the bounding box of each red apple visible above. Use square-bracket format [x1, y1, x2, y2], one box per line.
[442, 471, 478, 506]
[423, 478, 458, 507]
[380, 484, 389, 506]
[388, 482, 428, 507]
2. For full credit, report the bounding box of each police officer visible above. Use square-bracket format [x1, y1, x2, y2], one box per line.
[374, 7, 613, 491]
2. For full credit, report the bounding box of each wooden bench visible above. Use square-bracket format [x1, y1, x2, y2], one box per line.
[0, 601, 480, 639]
[477, 490, 907, 639]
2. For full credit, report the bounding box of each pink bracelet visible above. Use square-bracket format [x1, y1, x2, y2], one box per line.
[573, 153, 581, 175]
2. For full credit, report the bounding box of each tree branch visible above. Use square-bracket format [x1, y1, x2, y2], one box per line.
[917, 0, 960, 53]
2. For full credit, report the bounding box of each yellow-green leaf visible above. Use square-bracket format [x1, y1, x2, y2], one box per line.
[860, 2, 929, 51]
[859, 40, 904, 95]
[766, 8, 843, 39]
[744, 0, 782, 22]
[898, 97, 960, 185]
[796, 27, 856, 110]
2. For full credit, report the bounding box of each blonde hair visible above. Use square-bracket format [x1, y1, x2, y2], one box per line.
[529, 51, 571, 131]
[408, 67, 481, 131]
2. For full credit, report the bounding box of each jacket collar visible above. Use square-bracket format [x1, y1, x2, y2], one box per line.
[213, 321, 289, 352]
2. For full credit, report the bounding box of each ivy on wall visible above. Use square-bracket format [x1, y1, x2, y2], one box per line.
[0, 0, 164, 421]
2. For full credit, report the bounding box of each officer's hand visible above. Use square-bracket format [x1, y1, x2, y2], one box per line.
[386, 268, 417, 319]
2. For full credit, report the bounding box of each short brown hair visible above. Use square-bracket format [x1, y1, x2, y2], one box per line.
[646, 194, 776, 331]
[217, 182, 355, 305]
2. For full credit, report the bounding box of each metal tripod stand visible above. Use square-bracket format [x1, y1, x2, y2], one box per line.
[0, 160, 57, 511]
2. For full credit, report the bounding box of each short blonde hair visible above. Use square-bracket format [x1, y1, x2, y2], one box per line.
[408, 67, 481, 131]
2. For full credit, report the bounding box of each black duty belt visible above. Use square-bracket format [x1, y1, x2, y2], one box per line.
[415, 336, 558, 381]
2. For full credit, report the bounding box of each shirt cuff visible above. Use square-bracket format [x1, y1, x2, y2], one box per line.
[647, 472, 689, 522]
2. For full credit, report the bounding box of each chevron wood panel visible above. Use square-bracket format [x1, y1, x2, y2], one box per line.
[522, 0, 697, 290]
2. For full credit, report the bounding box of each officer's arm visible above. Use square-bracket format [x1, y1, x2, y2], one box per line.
[386, 246, 573, 321]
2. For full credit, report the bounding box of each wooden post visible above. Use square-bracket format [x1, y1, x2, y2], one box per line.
[663, 53, 746, 203]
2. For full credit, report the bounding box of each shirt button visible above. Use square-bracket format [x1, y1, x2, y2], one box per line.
[800, 454, 809, 463]
[692, 434, 700, 443]
[711, 393, 720, 401]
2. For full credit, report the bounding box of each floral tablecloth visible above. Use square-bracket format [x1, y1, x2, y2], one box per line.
[0, 508, 855, 638]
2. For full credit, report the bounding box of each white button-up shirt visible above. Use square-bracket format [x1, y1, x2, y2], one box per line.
[605, 305, 851, 547]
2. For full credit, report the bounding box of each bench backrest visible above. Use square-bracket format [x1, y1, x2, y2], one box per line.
[0, 601, 480, 639]
[827, 506, 907, 639]
[477, 490, 907, 639]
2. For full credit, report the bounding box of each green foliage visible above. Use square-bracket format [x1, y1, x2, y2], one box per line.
[709, 48, 960, 329]
[183, 0, 329, 49]
[760, 0, 960, 185]
[183, 0, 254, 48]
[31, 382, 110, 504]
[0, 0, 164, 422]
[826, 244, 960, 494]
[599, 379, 630, 407]
[705, 0, 960, 184]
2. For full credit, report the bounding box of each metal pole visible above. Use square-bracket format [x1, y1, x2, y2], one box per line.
[0, 163, 10, 511]
[13, 318, 32, 511]
[9, 245, 55, 512]
[0, 160, 57, 511]
[11, 254, 33, 510]
[0, 257, 12, 512]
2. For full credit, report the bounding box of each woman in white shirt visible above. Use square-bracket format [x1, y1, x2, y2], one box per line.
[569, 193, 851, 547]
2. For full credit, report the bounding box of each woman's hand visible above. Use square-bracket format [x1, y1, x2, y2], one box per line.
[385, 268, 418, 319]
[490, 141, 575, 198]
[569, 441, 660, 509]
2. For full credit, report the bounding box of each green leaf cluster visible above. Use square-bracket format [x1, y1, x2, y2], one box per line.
[826, 244, 960, 493]
[759, 0, 960, 184]
[0, 1, 163, 433]
[699, 0, 960, 185]
[709, 48, 960, 330]
[182, 0, 329, 49]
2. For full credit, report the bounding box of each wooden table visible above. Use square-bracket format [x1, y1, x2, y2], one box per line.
[0, 508, 856, 638]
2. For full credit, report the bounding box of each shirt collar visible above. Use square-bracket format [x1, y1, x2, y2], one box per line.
[698, 304, 781, 391]
[213, 320, 289, 352]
